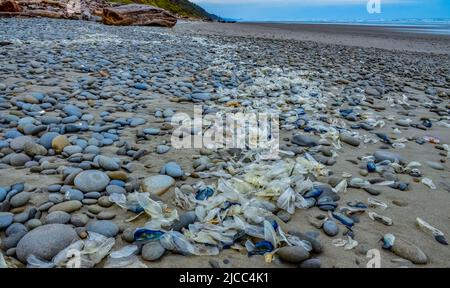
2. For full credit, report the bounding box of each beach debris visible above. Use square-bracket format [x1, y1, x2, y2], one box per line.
[416, 218, 448, 245]
[421, 178, 436, 190]
[368, 212, 393, 226]
[367, 198, 388, 210]
[332, 236, 358, 250]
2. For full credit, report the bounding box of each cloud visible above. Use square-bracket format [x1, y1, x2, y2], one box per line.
[192, 0, 416, 5]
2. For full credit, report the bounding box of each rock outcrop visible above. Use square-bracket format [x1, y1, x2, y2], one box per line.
[0, 0, 22, 13]
[0, 0, 108, 20]
[1, 1, 178, 27]
[102, 4, 177, 27]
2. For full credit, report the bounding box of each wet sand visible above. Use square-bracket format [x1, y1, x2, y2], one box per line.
[176, 21, 450, 54]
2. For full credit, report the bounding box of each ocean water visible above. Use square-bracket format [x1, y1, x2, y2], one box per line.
[247, 18, 450, 36]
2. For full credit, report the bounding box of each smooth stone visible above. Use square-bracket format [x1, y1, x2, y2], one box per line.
[23, 124, 46, 135]
[97, 211, 116, 220]
[13, 211, 30, 223]
[0, 212, 14, 229]
[134, 83, 148, 90]
[391, 238, 428, 265]
[141, 241, 165, 261]
[86, 220, 119, 237]
[426, 161, 445, 171]
[0, 187, 7, 202]
[48, 200, 82, 213]
[373, 151, 405, 164]
[10, 136, 34, 151]
[97, 196, 113, 208]
[41, 116, 62, 125]
[2, 230, 27, 250]
[64, 105, 82, 117]
[106, 185, 126, 195]
[364, 187, 381, 196]
[179, 184, 194, 194]
[10, 153, 31, 166]
[45, 211, 71, 224]
[25, 219, 42, 230]
[51, 135, 70, 154]
[192, 92, 211, 101]
[64, 189, 85, 201]
[16, 224, 79, 262]
[47, 184, 62, 193]
[70, 213, 89, 227]
[38, 202, 54, 212]
[340, 134, 360, 147]
[359, 169, 369, 176]
[5, 248, 16, 256]
[5, 130, 23, 139]
[156, 145, 170, 154]
[84, 192, 101, 199]
[87, 205, 103, 214]
[392, 200, 408, 207]
[122, 228, 135, 243]
[39, 132, 60, 149]
[171, 211, 196, 231]
[396, 120, 410, 127]
[84, 145, 100, 155]
[107, 171, 128, 181]
[365, 87, 381, 96]
[97, 155, 120, 171]
[110, 180, 125, 188]
[82, 199, 97, 205]
[10, 192, 31, 208]
[291, 134, 318, 147]
[5, 223, 27, 236]
[143, 128, 160, 135]
[141, 175, 175, 196]
[299, 258, 321, 268]
[63, 145, 83, 155]
[74, 170, 110, 192]
[160, 162, 184, 178]
[277, 246, 310, 263]
[129, 118, 146, 127]
[23, 142, 47, 157]
[49, 193, 64, 203]
[323, 220, 339, 236]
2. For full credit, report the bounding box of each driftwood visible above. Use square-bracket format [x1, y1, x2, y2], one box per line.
[0, 1, 178, 27]
[102, 4, 177, 27]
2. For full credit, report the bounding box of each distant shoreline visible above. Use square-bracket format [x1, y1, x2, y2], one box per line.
[177, 21, 450, 54]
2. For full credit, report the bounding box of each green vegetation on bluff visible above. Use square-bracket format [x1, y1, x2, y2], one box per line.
[107, 0, 221, 20]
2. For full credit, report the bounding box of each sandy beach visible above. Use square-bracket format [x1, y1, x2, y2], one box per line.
[176, 21, 450, 54]
[0, 18, 449, 268]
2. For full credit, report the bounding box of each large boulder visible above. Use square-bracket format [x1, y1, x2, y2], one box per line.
[102, 4, 177, 27]
[0, 0, 22, 13]
[16, 224, 79, 263]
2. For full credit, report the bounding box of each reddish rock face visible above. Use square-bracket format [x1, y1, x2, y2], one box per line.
[102, 4, 177, 28]
[0, 0, 22, 13]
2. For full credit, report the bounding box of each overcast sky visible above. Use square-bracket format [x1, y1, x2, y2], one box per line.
[192, 0, 450, 21]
